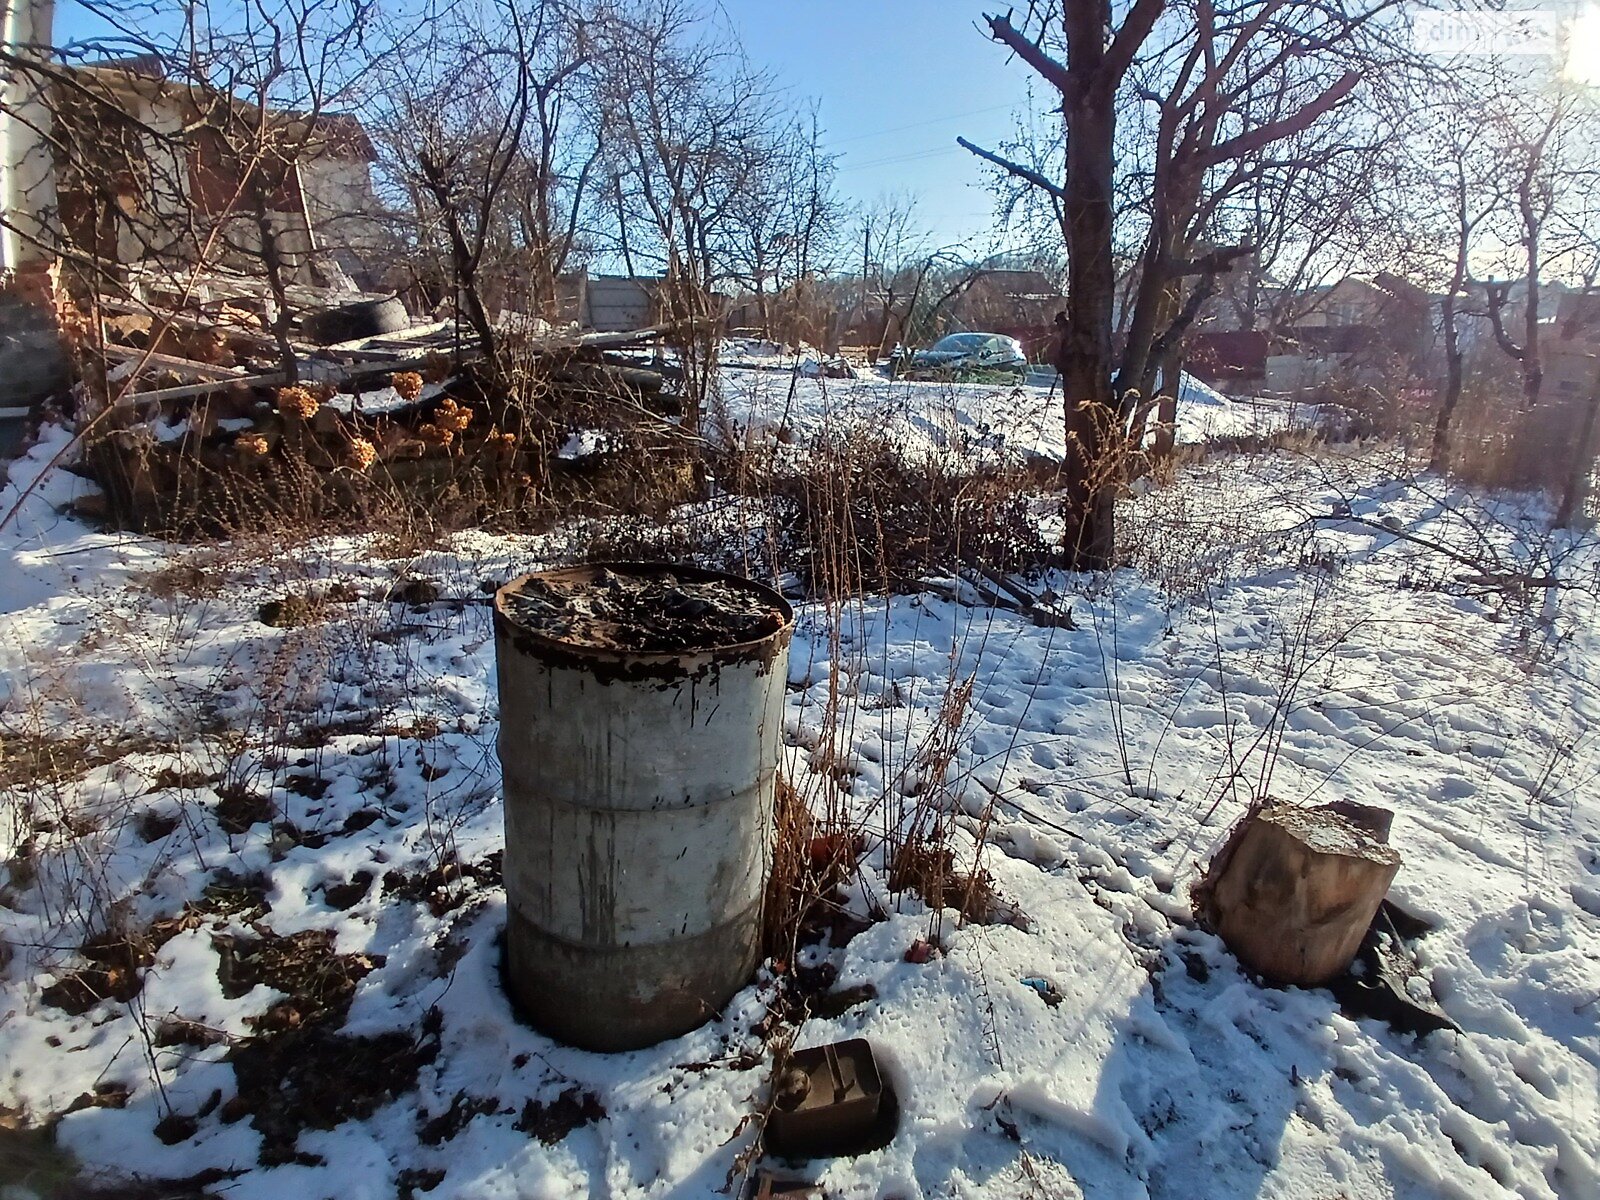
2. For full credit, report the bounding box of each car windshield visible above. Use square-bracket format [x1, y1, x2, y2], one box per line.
[929, 334, 990, 352]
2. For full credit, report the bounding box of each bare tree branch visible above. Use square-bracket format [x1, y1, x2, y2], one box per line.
[1199, 70, 1360, 167]
[957, 136, 1065, 200]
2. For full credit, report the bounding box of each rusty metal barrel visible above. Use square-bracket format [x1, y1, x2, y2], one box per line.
[493, 563, 794, 1051]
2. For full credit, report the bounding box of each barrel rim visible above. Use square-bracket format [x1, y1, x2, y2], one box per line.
[494, 560, 795, 665]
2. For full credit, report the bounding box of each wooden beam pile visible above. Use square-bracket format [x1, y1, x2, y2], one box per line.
[74, 276, 688, 535]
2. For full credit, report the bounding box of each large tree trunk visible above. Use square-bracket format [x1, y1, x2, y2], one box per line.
[1057, 66, 1120, 570]
[1151, 347, 1183, 460]
[984, 3, 1163, 570]
[1432, 292, 1464, 472]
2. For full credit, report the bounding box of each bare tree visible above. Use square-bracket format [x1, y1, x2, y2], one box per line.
[374, 0, 592, 366]
[1408, 85, 1503, 471]
[722, 106, 841, 337]
[1478, 83, 1600, 409]
[586, 0, 796, 425]
[963, 6, 1147, 570]
[850, 193, 937, 357]
[965, 0, 1402, 568]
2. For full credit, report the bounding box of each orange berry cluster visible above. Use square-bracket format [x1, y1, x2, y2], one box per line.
[275, 386, 320, 420]
[434, 397, 472, 432]
[345, 438, 377, 470]
[391, 371, 425, 402]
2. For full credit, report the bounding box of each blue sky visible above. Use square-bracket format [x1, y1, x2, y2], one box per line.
[51, 0, 1042, 250]
[721, 1, 1038, 252]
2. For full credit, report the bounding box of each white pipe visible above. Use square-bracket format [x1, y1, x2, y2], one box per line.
[1, 0, 57, 274]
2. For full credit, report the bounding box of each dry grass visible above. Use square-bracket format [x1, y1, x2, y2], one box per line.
[1446, 385, 1591, 495]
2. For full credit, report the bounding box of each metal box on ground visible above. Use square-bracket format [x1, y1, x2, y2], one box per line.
[765, 1039, 899, 1159]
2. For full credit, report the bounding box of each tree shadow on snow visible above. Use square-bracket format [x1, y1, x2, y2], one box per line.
[946, 935, 1308, 1200]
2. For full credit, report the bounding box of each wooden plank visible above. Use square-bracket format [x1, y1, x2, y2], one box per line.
[95, 296, 281, 356]
[101, 344, 247, 381]
[318, 335, 462, 362]
[102, 319, 673, 406]
[564, 325, 668, 350]
[112, 344, 488, 406]
[113, 370, 289, 406]
[313, 319, 455, 353]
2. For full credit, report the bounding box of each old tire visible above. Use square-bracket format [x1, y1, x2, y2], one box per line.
[301, 296, 411, 346]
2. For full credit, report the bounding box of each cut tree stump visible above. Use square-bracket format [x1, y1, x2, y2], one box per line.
[1193, 800, 1402, 987]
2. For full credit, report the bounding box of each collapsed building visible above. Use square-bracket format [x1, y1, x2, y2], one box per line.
[51, 55, 391, 294]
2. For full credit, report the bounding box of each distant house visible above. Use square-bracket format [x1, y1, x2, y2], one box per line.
[50, 56, 389, 288]
[1547, 292, 1600, 402]
[1263, 274, 1431, 396]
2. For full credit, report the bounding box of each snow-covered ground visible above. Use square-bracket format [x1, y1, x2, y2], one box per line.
[1, 399, 1598, 1199]
[717, 362, 1304, 465]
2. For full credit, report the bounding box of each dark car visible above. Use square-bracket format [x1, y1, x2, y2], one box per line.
[900, 332, 1028, 381]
